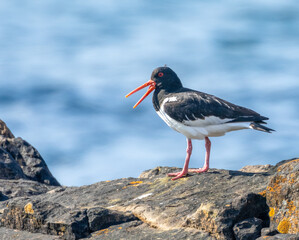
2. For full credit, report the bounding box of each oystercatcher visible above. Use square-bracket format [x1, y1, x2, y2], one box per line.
[126, 66, 274, 180]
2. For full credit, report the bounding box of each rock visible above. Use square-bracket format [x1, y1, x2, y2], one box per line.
[0, 160, 298, 240]
[0, 191, 9, 201]
[256, 233, 299, 240]
[239, 164, 273, 173]
[87, 220, 216, 240]
[87, 207, 138, 232]
[0, 179, 59, 200]
[0, 148, 25, 180]
[0, 120, 14, 139]
[139, 166, 180, 179]
[0, 119, 59, 186]
[0, 120, 60, 200]
[261, 227, 279, 236]
[0, 167, 274, 239]
[233, 217, 263, 240]
[266, 158, 299, 234]
[0, 227, 60, 240]
[0, 120, 298, 240]
[0, 137, 60, 186]
[1, 198, 90, 239]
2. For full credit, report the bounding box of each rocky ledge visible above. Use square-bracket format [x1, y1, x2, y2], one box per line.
[0, 120, 298, 240]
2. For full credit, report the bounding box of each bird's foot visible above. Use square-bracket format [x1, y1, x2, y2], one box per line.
[167, 171, 188, 180]
[188, 166, 209, 173]
[168, 166, 209, 180]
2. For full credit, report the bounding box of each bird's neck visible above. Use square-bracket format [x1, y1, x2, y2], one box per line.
[156, 80, 183, 93]
[152, 88, 179, 112]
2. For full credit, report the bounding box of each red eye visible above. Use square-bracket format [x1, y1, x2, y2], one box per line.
[158, 72, 164, 77]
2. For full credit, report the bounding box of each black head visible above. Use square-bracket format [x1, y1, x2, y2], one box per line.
[125, 66, 183, 108]
[151, 66, 183, 92]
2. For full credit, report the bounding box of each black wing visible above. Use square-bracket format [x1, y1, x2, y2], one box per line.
[162, 89, 268, 124]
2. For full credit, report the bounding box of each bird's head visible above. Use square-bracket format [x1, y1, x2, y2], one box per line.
[126, 66, 182, 108]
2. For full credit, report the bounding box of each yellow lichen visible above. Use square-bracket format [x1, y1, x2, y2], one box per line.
[96, 228, 109, 235]
[24, 203, 34, 214]
[267, 176, 287, 193]
[269, 207, 275, 218]
[129, 181, 143, 187]
[289, 178, 295, 184]
[277, 218, 290, 234]
[258, 190, 266, 197]
[118, 227, 122, 230]
[287, 201, 296, 213]
[129, 181, 143, 185]
[122, 180, 146, 188]
[277, 159, 299, 172]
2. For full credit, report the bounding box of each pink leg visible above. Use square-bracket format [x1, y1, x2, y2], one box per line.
[189, 137, 211, 173]
[167, 138, 192, 180]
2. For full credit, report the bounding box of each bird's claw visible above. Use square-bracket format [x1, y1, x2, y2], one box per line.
[188, 167, 209, 173]
[167, 171, 187, 180]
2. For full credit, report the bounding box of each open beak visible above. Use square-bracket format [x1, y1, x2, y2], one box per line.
[125, 80, 156, 108]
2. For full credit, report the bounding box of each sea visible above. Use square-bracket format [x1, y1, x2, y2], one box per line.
[0, 0, 298, 186]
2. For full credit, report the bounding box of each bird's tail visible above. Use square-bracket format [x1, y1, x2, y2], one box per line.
[250, 122, 275, 133]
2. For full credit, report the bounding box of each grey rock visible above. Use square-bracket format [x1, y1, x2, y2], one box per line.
[239, 164, 273, 173]
[87, 207, 138, 232]
[233, 217, 263, 240]
[87, 220, 216, 240]
[256, 233, 299, 240]
[0, 148, 25, 180]
[0, 167, 274, 240]
[0, 120, 14, 139]
[0, 197, 138, 239]
[0, 160, 298, 240]
[0, 227, 60, 240]
[0, 121, 298, 240]
[139, 166, 181, 179]
[1, 198, 89, 240]
[0, 179, 59, 200]
[261, 227, 279, 236]
[0, 137, 60, 186]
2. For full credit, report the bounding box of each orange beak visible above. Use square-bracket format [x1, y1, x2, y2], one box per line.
[125, 80, 156, 108]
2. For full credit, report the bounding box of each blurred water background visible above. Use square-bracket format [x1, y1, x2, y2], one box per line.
[0, 0, 298, 186]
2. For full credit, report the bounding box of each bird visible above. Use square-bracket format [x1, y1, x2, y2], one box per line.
[125, 66, 274, 180]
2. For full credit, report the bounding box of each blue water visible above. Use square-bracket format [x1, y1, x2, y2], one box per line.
[0, 1, 298, 186]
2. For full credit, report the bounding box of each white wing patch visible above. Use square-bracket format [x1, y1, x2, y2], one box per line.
[183, 116, 233, 127]
[157, 99, 250, 139]
[164, 96, 178, 103]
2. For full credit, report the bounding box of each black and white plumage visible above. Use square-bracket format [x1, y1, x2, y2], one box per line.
[154, 87, 273, 140]
[126, 66, 274, 180]
[151, 67, 273, 139]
